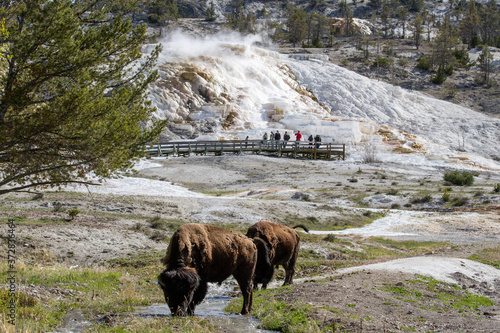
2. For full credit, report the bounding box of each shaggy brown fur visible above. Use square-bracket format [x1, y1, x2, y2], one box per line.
[158, 223, 258, 316]
[246, 221, 309, 289]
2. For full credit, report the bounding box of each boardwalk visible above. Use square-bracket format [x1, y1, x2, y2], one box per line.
[146, 140, 345, 160]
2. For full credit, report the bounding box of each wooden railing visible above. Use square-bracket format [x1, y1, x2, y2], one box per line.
[146, 140, 345, 160]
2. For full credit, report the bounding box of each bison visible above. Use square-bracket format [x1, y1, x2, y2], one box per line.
[246, 221, 309, 289]
[158, 223, 270, 316]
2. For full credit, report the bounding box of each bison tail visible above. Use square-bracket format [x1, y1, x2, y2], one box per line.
[293, 224, 310, 233]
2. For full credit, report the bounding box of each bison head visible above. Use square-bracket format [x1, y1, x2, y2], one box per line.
[158, 267, 200, 316]
[253, 237, 274, 289]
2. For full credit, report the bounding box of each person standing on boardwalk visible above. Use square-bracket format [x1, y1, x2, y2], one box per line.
[274, 130, 281, 148]
[314, 134, 321, 149]
[283, 131, 290, 148]
[270, 131, 275, 148]
[308, 134, 314, 148]
[294, 130, 302, 148]
[262, 132, 268, 145]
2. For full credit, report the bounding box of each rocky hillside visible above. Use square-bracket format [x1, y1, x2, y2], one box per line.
[141, 0, 500, 117]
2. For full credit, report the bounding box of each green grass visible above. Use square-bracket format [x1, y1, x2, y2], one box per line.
[0, 252, 165, 332]
[368, 237, 449, 252]
[225, 287, 321, 333]
[469, 246, 500, 269]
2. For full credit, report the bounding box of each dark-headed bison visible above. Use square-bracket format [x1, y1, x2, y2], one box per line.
[158, 223, 268, 316]
[246, 221, 309, 289]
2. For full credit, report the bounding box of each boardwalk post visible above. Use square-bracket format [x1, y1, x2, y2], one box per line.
[342, 144, 345, 160]
[157, 142, 161, 156]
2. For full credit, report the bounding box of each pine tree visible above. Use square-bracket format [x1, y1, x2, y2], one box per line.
[412, 14, 424, 50]
[398, 7, 409, 39]
[459, 1, 480, 48]
[0, 0, 166, 194]
[431, 16, 459, 83]
[205, 1, 217, 22]
[479, 0, 500, 46]
[287, 7, 308, 47]
[380, 4, 391, 38]
[148, 0, 179, 25]
[477, 45, 494, 85]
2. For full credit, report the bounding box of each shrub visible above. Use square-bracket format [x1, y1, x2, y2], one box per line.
[443, 170, 474, 186]
[444, 64, 454, 76]
[373, 56, 392, 67]
[453, 49, 472, 69]
[494, 184, 500, 193]
[411, 194, 432, 204]
[149, 216, 166, 229]
[417, 56, 432, 71]
[451, 196, 469, 207]
[67, 208, 80, 221]
[431, 66, 446, 84]
[442, 189, 451, 202]
[387, 189, 398, 195]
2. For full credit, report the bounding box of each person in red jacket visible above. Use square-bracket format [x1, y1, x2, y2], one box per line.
[294, 130, 302, 148]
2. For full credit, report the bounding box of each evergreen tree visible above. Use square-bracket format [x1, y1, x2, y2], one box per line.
[479, 0, 500, 46]
[205, 1, 217, 22]
[0, 0, 166, 194]
[287, 7, 307, 47]
[477, 45, 494, 85]
[423, 10, 435, 42]
[148, 0, 179, 24]
[380, 4, 391, 38]
[312, 13, 328, 47]
[342, 7, 355, 36]
[398, 7, 409, 39]
[412, 14, 424, 50]
[431, 16, 459, 83]
[459, 0, 480, 48]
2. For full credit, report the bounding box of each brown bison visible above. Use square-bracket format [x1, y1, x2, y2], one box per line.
[246, 221, 309, 289]
[158, 223, 270, 316]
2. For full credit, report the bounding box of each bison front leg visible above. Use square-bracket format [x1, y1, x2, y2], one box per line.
[234, 273, 254, 315]
[187, 280, 208, 316]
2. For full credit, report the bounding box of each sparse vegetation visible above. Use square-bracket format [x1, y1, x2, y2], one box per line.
[444, 170, 475, 186]
[410, 194, 432, 204]
[450, 196, 469, 207]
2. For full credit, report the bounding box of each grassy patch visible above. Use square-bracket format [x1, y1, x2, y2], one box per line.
[284, 211, 384, 231]
[87, 316, 222, 332]
[225, 287, 321, 333]
[369, 237, 449, 252]
[0, 253, 165, 332]
[387, 275, 498, 313]
[469, 246, 500, 269]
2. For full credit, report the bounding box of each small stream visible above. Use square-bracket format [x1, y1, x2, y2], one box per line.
[134, 280, 274, 333]
[53, 280, 273, 332]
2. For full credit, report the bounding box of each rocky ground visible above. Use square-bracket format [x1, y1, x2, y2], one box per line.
[1, 154, 500, 332]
